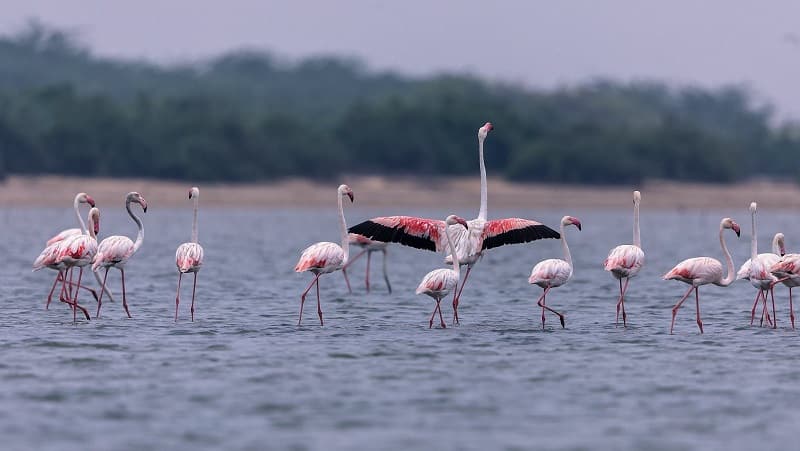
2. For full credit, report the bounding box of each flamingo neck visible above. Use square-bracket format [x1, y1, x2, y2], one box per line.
[338, 194, 349, 265]
[445, 226, 460, 280]
[191, 195, 199, 244]
[560, 222, 572, 267]
[772, 234, 781, 255]
[74, 195, 87, 234]
[127, 198, 145, 254]
[87, 215, 97, 240]
[719, 225, 735, 286]
[633, 200, 641, 248]
[750, 209, 757, 260]
[478, 136, 487, 221]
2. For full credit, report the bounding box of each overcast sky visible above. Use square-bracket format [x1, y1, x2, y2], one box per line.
[4, 0, 800, 117]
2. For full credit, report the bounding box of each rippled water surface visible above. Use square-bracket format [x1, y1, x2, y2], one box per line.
[2, 204, 799, 451]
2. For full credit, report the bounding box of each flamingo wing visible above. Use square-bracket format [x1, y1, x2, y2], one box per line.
[480, 218, 560, 251]
[47, 228, 81, 246]
[33, 242, 62, 270]
[416, 268, 457, 295]
[604, 244, 645, 277]
[529, 258, 572, 287]
[295, 242, 345, 272]
[176, 242, 204, 273]
[772, 254, 800, 276]
[93, 235, 135, 270]
[663, 257, 722, 284]
[348, 216, 446, 252]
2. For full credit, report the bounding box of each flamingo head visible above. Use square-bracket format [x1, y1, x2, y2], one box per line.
[722, 218, 741, 237]
[478, 122, 493, 140]
[89, 207, 100, 235]
[127, 192, 148, 213]
[749, 202, 757, 214]
[633, 190, 641, 204]
[561, 215, 582, 231]
[189, 187, 200, 200]
[775, 233, 786, 256]
[77, 192, 96, 208]
[445, 214, 468, 229]
[338, 184, 354, 202]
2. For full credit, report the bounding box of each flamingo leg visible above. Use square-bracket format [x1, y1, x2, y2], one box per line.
[620, 278, 630, 327]
[381, 249, 392, 294]
[190, 272, 197, 322]
[316, 276, 324, 326]
[452, 265, 472, 325]
[790, 287, 796, 330]
[670, 285, 695, 334]
[694, 287, 703, 334]
[342, 267, 352, 294]
[615, 278, 623, 326]
[770, 288, 777, 329]
[95, 267, 110, 319]
[94, 270, 115, 304]
[365, 251, 372, 293]
[298, 274, 321, 326]
[437, 299, 446, 328]
[45, 274, 60, 310]
[750, 289, 762, 325]
[537, 286, 565, 329]
[759, 290, 773, 327]
[68, 267, 91, 323]
[429, 297, 439, 329]
[175, 272, 183, 322]
[120, 268, 132, 318]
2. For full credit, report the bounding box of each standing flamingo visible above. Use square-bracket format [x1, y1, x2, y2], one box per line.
[92, 192, 148, 319]
[341, 234, 392, 293]
[604, 190, 644, 327]
[55, 207, 101, 323]
[770, 251, 800, 329]
[174, 187, 204, 322]
[294, 184, 354, 326]
[529, 216, 582, 329]
[416, 215, 469, 328]
[33, 207, 100, 321]
[349, 122, 559, 324]
[737, 218, 784, 327]
[663, 217, 740, 334]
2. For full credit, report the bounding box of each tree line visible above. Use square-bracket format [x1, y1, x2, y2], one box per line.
[1, 22, 798, 184]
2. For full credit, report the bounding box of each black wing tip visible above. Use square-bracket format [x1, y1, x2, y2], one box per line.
[348, 220, 436, 252]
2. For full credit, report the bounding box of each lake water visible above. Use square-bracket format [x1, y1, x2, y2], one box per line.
[1, 204, 799, 451]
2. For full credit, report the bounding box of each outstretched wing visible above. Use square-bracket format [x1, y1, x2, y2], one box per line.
[348, 216, 446, 252]
[481, 218, 560, 250]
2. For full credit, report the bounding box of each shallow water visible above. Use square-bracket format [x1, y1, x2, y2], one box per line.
[1, 204, 799, 451]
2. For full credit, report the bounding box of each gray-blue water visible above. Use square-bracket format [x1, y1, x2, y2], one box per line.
[1, 204, 799, 451]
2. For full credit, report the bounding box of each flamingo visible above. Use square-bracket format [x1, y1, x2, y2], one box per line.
[33, 207, 100, 321]
[416, 215, 468, 328]
[663, 217, 741, 334]
[770, 252, 799, 329]
[736, 214, 784, 327]
[92, 192, 148, 319]
[529, 216, 582, 329]
[348, 122, 559, 324]
[294, 184, 354, 326]
[604, 190, 644, 327]
[341, 234, 392, 294]
[175, 187, 205, 322]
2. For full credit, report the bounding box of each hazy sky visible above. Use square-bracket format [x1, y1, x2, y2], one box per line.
[4, 0, 800, 117]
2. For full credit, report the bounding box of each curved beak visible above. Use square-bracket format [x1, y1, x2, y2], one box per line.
[347, 192, 354, 203]
[574, 220, 582, 231]
[733, 224, 741, 237]
[457, 218, 468, 229]
[141, 199, 148, 213]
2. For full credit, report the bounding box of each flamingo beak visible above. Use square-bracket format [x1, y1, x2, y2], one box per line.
[457, 218, 468, 229]
[141, 199, 148, 213]
[347, 192, 354, 203]
[574, 220, 582, 231]
[86, 196, 96, 208]
[733, 224, 741, 237]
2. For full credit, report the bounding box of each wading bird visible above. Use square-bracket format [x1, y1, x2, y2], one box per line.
[737, 212, 784, 327]
[604, 191, 644, 327]
[55, 207, 101, 323]
[175, 187, 204, 322]
[770, 251, 800, 329]
[416, 215, 468, 328]
[342, 234, 392, 294]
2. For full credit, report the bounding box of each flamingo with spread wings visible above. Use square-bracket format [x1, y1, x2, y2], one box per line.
[348, 122, 559, 324]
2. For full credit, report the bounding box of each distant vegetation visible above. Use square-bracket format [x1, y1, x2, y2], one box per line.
[1, 21, 799, 184]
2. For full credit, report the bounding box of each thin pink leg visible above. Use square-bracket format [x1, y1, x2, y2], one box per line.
[750, 290, 762, 325]
[96, 267, 110, 319]
[790, 287, 796, 330]
[341, 249, 366, 293]
[615, 278, 623, 326]
[694, 288, 703, 334]
[190, 272, 197, 322]
[759, 290, 773, 327]
[69, 267, 91, 323]
[381, 250, 392, 294]
[770, 288, 777, 329]
[298, 274, 320, 326]
[365, 251, 372, 293]
[452, 266, 472, 325]
[429, 297, 440, 328]
[121, 268, 132, 318]
[45, 274, 60, 310]
[670, 285, 695, 334]
[342, 268, 352, 293]
[437, 299, 446, 328]
[175, 272, 183, 322]
[316, 276, 324, 326]
[620, 278, 630, 326]
[537, 286, 565, 328]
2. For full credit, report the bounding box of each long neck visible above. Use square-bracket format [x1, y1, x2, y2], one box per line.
[772, 235, 781, 255]
[445, 226, 460, 280]
[338, 194, 349, 265]
[88, 216, 96, 240]
[633, 200, 641, 248]
[191, 196, 199, 243]
[478, 136, 487, 221]
[127, 199, 145, 254]
[560, 222, 572, 267]
[719, 226, 735, 286]
[750, 210, 757, 260]
[74, 196, 87, 234]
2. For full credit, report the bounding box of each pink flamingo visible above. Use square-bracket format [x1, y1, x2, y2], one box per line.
[33, 207, 100, 321]
[604, 190, 644, 327]
[294, 184, 354, 326]
[416, 215, 468, 328]
[770, 251, 799, 329]
[736, 204, 783, 328]
[663, 217, 741, 334]
[341, 234, 391, 293]
[92, 192, 148, 319]
[529, 216, 582, 329]
[349, 122, 559, 324]
[174, 187, 204, 322]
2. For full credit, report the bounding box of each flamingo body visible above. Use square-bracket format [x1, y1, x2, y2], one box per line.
[604, 245, 644, 279]
[416, 268, 458, 297]
[529, 259, 572, 288]
[93, 236, 136, 270]
[664, 257, 725, 286]
[295, 242, 345, 275]
[176, 243, 204, 273]
[47, 228, 82, 246]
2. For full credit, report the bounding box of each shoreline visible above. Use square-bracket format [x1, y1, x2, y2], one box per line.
[0, 175, 798, 209]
